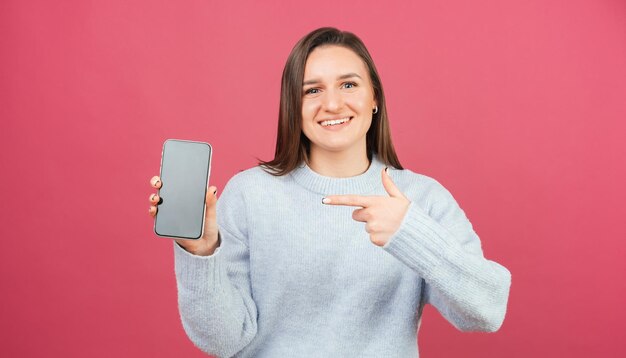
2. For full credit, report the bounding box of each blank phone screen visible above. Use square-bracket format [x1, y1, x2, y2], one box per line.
[154, 139, 212, 239]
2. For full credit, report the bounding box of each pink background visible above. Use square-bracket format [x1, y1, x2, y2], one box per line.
[2, 0, 625, 357]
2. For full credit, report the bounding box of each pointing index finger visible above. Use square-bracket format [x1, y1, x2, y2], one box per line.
[322, 195, 373, 207]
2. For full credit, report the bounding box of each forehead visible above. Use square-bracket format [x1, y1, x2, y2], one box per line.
[303, 45, 369, 80]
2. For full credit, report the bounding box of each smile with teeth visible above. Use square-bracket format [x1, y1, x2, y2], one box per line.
[319, 117, 353, 127]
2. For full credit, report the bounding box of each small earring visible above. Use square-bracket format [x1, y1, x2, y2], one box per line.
[373, 105, 378, 114]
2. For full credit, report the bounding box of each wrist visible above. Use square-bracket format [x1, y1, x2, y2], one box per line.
[175, 232, 220, 256]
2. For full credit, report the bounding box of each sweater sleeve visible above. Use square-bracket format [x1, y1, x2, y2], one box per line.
[173, 175, 257, 357]
[382, 180, 511, 332]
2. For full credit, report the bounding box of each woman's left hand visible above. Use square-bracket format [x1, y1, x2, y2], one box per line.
[322, 168, 410, 247]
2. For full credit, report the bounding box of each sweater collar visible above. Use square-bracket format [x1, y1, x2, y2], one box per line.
[289, 155, 386, 195]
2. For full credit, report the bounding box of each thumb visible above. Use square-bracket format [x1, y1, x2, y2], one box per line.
[382, 167, 405, 198]
[205, 185, 218, 214]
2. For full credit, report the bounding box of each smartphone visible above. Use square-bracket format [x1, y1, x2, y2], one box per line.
[154, 139, 212, 240]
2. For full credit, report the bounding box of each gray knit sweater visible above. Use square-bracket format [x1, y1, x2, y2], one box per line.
[173, 155, 511, 357]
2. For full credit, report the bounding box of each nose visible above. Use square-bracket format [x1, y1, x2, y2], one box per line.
[321, 88, 344, 112]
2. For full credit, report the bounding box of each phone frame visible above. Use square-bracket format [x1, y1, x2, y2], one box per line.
[153, 138, 212, 240]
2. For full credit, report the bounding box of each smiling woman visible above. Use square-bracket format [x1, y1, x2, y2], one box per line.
[300, 46, 377, 171]
[151, 27, 512, 357]
[258, 27, 402, 177]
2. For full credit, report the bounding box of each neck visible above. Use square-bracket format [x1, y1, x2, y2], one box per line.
[307, 146, 370, 178]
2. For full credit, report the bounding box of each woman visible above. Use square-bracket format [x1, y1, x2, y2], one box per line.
[148, 27, 511, 357]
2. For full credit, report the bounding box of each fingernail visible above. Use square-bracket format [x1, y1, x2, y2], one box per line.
[322, 197, 331, 204]
[150, 194, 156, 201]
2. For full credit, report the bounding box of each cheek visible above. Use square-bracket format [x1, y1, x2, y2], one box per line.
[301, 106, 316, 134]
[353, 95, 371, 112]
[301, 100, 318, 118]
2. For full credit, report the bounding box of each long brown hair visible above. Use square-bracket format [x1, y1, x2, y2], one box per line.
[258, 27, 403, 176]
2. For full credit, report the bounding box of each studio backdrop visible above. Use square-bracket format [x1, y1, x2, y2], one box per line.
[1, 0, 625, 357]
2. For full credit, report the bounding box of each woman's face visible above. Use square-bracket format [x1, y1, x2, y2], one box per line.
[301, 45, 377, 157]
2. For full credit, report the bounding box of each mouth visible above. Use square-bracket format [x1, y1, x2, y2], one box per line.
[317, 116, 353, 127]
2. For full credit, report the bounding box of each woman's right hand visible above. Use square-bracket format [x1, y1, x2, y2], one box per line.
[148, 175, 221, 256]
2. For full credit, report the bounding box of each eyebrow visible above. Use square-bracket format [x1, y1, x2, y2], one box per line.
[302, 73, 363, 86]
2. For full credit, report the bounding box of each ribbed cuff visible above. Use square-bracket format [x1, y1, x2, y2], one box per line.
[173, 241, 227, 294]
[383, 201, 464, 280]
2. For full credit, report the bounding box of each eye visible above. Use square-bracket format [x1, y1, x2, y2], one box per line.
[304, 88, 319, 95]
[343, 81, 358, 89]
